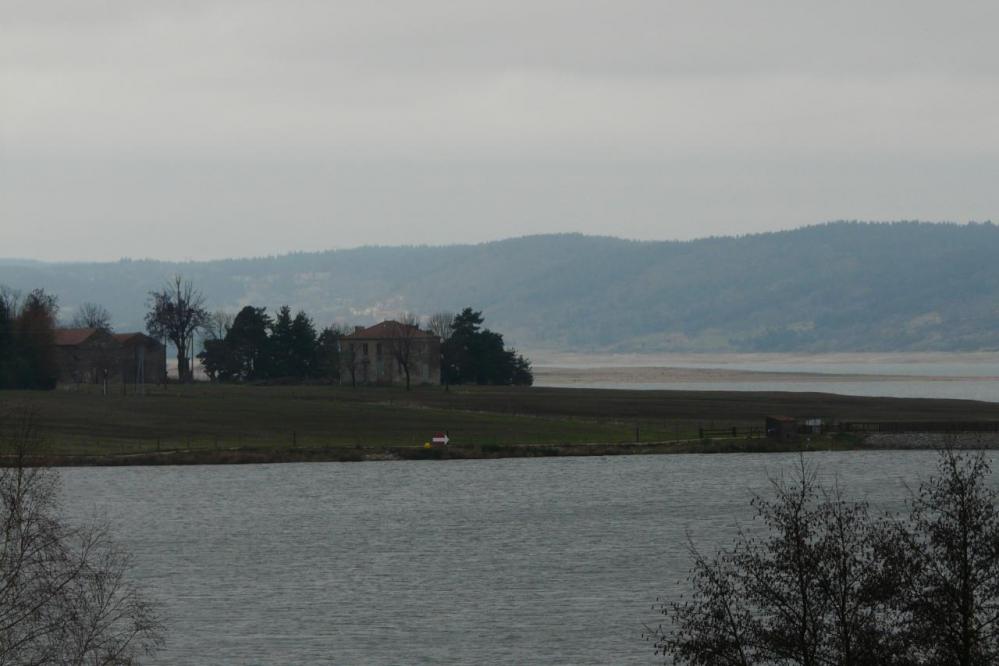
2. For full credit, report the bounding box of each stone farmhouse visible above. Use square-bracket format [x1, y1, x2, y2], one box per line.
[54, 328, 167, 386]
[340, 321, 441, 386]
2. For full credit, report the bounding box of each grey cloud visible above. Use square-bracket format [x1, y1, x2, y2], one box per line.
[1, 1, 996, 260]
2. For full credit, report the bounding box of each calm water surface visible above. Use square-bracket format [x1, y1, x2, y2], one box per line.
[61, 452, 999, 664]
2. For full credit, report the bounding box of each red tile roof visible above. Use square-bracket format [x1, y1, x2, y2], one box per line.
[114, 332, 164, 348]
[53, 328, 99, 346]
[343, 320, 437, 340]
[55, 329, 158, 347]
[112, 332, 146, 344]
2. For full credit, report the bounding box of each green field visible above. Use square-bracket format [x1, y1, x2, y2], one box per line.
[4, 383, 999, 460]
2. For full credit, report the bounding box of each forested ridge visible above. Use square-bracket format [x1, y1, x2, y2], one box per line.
[3, 221, 998, 352]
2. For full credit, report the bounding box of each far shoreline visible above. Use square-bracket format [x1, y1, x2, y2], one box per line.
[18, 432, 999, 468]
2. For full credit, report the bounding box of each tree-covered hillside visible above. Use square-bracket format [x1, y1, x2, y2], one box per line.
[2, 221, 998, 352]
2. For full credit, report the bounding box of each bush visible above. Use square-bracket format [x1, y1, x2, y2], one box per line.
[0, 409, 164, 663]
[651, 448, 999, 665]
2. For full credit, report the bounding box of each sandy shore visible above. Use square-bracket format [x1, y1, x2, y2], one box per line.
[533, 365, 997, 386]
[529, 351, 999, 368]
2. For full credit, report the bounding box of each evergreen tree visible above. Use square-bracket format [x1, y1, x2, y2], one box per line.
[13, 290, 59, 390]
[269, 305, 294, 378]
[289, 311, 318, 378]
[443, 308, 533, 385]
[315, 326, 343, 382]
[511, 352, 534, 386]
[198, 305, 326, 382]
[0, 289, 15, 388]
[226, 306, 273, 380]
[198, 337, 234, 382]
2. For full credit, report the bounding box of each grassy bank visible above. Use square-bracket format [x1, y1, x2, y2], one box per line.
[18, 435, 873, 466]
[2, 383, 999, 463]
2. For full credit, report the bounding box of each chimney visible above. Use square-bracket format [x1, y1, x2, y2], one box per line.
[354, 326, 365, 334]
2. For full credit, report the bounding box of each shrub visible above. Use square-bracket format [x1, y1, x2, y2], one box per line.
[651, 448, 999, 665]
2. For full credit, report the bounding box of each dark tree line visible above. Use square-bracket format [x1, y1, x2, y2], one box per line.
[198, 305, 340, 382]
[652, 448, 999, 665]
[200, 305, 533, 386]
[1, 274, 534, 389]
[0, 288, 60, 390]
[437, 308, 533, 386]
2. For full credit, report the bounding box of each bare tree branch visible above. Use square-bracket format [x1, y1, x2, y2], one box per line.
[145, 275, 208, 383]
[70, 303, 113, 333]
[0, 408, 164, 664]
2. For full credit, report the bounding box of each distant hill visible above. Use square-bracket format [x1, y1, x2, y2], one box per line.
[2, 221, 999, 352]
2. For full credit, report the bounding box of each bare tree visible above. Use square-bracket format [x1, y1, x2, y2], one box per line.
[427, 311, 456, 388]
[145, 275, 208, 383]
[0, 286, 21, 317]
[205, 310, 234, 341]
[387, 313, 423, 390]
[340, 336, 360, 388]
[887, 448, 999, 664]
[653, 460, 900, 664]
[427, 311, 455, 342]
[70, 302, 114, 332]
[652, 448, 999, 665]
[0, 408, 164, 664]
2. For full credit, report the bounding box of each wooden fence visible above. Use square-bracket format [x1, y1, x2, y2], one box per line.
[698, 426, 765, 439]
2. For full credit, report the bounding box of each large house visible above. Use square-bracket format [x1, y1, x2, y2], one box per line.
[54, 328, 167, 386]
[340, 321, 441, 386]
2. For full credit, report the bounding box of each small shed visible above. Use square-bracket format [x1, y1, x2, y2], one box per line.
[765, 416, 798, 442]
[803, 418, 824, 434]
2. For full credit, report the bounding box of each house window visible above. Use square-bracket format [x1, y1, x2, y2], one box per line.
[362, 343, 369, 355]
[376, 343, 382, 357]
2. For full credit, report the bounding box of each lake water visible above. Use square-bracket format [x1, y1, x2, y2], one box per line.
[60, 451, 998, 665]
[533, 352, 999, 402]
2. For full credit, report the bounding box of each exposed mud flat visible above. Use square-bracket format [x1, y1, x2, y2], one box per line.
[534, 366, 999, 386]
[530, 352, 999, 402]
[532, 365, 971, 385]
[530, 351, 999, 369]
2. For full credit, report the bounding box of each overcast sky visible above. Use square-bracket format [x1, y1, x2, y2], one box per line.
[2, 1, 997, 261]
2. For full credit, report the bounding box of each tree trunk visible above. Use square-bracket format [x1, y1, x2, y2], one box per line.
[174, 333, 190, 383]
[177, 353, 188, 383]
[960, 506, 973, 666]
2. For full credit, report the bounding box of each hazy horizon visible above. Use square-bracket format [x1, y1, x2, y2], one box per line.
[0, 220, 991, 265]
[4, 2, 997, 261]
